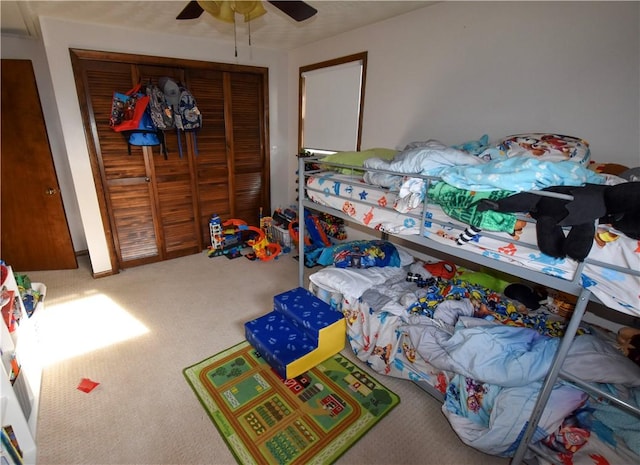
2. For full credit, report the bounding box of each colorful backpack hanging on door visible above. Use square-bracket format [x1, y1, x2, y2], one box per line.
[159, 77, 202, 157]
[121, 108, 167, 157]
[145, 81, 175, 131]
[109, 83, 149, 132]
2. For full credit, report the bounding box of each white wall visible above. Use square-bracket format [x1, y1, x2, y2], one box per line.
[3, 16, 289, 275]
[288, 1, 640, 203]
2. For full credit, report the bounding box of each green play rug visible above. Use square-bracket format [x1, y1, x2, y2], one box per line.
[183, 341, 400, 465]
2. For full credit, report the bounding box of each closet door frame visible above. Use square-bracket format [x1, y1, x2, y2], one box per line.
[70, 48, 270, 273]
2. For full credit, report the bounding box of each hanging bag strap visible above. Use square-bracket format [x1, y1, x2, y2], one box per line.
[176, 127, 183, 158]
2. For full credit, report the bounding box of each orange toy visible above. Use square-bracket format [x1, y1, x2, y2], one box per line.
[246, 226, 281, 261]
[288, 220, 312, 247]
[223, 218, 248, 229]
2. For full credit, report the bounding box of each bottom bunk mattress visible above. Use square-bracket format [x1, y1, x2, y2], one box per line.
[305, 171, 640, 316]
[308, 263, 640, 464]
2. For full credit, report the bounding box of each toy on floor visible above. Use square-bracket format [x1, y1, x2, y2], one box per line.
[288, 210, 336, 251]
[288, 220, 312, 248]
[246, 225, 281, 261]
[207, 216, 253, 258]
[209, 214, 223, 250]
[241, 209, 280, 260]
[208, 213, 284, 261]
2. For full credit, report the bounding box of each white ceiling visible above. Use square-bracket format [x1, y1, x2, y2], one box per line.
[1, 1, 435, 50]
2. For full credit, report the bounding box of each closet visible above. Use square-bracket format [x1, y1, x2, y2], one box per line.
[70, 49, 270, 270]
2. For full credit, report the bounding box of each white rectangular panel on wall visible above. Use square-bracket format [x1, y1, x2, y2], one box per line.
[302, 60, 362, 152]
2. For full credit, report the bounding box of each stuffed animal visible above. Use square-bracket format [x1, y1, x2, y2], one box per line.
[617, 326, 640, 367]
[600, 181, 640, 241]
[477, 182, 640, 261]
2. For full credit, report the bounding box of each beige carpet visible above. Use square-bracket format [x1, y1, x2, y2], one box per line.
[24, 252, 509, 465]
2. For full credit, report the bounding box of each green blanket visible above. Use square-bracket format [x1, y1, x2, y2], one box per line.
[428, 182, 517, 233]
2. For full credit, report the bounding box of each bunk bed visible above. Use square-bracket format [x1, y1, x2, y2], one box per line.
[294, 134, 640, 465]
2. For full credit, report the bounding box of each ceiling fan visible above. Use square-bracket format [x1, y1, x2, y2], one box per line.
[177, 1, 318, 23]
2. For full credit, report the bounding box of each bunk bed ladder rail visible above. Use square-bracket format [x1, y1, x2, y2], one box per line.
[510, 286, 592, 465]
[298, 154, 307, 288]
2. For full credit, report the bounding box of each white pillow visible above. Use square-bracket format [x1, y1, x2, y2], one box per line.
[309, 266, 407, 299]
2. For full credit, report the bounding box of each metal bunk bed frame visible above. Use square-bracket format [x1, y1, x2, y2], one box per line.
[295, 155, 640, 465]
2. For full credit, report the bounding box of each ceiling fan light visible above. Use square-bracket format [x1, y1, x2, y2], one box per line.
[217, 1, 237, 23]
[198, 0, 235, 23]
[232, 1, 267, 22]
[230, 1, 256, 14]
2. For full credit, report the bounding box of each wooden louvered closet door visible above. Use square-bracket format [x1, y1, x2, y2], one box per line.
[188, 68, 270, 240]
[137, 65, 202, 260]
[185, 68, 228, 241]
[71, 50, 269, 272]
[225, 72, 269, 224]
[78, 60, 163, 267]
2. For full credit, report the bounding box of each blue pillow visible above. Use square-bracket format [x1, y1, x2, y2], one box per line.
[451, 134, 490, 156]
[314, 240, 401, 268]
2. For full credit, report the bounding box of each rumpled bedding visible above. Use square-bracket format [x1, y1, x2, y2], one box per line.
[362, 139, 484, 189]
[313, 265, 640, 460]
[306, 136, 640, 462]
[363, 139, 605, 193]
[362, 140, 607, 225]
[410, 314, 640, 458]
[441, 156, 605, 192]
[369, 139, 485, 177]
[395, 157, 606, 214]
[406, 313, 640, 389]
[412, 307, 640, 458]
[426, 182, 518, 233]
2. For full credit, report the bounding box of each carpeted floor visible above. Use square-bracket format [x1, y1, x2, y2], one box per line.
[24, 252, 509, 465]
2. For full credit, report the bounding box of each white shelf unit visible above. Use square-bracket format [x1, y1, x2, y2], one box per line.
[1, 266, 45, 465]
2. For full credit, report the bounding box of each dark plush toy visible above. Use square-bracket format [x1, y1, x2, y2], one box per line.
[504, 283, 547, 311]
[477, 182, 640, 261]
[600, 182, 640, 240]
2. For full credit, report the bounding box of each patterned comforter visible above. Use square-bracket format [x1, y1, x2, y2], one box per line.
[319, 267, 640, 463]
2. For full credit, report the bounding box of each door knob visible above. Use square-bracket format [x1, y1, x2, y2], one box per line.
[145, 177, 151, 182]
[45, 187, 58, 195]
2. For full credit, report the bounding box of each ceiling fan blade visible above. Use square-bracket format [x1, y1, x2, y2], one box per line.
[268, 1, 317, 22]
[177, 1, 204, 20]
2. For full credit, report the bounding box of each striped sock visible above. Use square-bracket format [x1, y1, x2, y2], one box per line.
[457, 226, 481, 245]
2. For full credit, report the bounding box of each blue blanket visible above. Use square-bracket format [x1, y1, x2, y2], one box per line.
[405, 303, 640, 457]
[440, 157, 604, 192]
